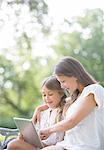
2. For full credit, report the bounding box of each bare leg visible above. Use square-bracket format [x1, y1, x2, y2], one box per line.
[41, 145, 64, 150]
[7, 139, 40, 150]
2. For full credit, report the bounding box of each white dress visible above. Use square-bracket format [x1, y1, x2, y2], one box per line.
[36, 108, 64, 146]
[56, 84, 104, 150]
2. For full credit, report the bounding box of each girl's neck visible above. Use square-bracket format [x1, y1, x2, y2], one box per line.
[49, 107, 59, 111]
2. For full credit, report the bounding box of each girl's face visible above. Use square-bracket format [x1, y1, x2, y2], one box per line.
[42, 85, 62, 109]
[56, 75, 78, 93]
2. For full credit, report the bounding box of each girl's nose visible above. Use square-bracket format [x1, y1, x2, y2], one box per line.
[45, 95, 49, 100]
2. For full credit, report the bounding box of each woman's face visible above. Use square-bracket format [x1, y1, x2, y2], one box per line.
[41, 85, 62, 109]
[56, 75, 78, 93]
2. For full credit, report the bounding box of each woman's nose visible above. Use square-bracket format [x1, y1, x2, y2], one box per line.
[61, 83, 65, 89]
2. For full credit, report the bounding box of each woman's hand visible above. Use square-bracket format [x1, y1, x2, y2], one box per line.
[32, 104, 49, 124]
[39, 128, 51, 140]
[17, 133, 24, 141]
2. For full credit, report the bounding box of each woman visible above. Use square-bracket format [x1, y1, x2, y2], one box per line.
[38, 57, 104, 150]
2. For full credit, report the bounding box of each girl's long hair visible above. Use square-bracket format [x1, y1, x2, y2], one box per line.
[42, 76, 67, 122]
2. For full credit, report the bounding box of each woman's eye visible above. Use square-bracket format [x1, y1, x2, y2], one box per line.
[49, 94, 53, 96]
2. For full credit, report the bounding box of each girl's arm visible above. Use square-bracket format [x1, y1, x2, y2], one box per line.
[32, 104, 49, 123]
[39, 94, 96, 139]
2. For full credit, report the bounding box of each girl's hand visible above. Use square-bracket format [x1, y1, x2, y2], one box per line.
[39, 128, 51, 140]
[32, 104, 49, 124]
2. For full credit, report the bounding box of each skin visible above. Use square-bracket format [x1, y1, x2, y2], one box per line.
[39, 75, 97, 140]
[32, 104, 49, 123]
[41, 85, 63, 109]
[56, 75, 84, 93]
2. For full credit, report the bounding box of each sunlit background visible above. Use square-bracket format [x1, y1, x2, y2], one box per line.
[0, 0, 104, 128]
[0, 0, 104, 55]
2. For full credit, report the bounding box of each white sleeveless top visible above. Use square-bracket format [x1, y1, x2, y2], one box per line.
[36, 108, 64, 146]
[57, 84, 104, 150]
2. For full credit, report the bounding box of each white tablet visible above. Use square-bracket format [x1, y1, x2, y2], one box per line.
[13, 117, 44, 148]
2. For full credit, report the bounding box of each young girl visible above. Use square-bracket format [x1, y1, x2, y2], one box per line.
[7, 76, 67, 150]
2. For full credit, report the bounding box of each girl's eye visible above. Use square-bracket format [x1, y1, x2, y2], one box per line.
[43, 94, 46, 97]
[42, 93, 53, 97]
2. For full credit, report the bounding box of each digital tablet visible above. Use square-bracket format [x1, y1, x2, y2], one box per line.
[13, 117, 44, 148]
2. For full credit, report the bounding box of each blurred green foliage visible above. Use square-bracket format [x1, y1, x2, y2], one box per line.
[52, 9, 104, 85]
[0, 4, 104, 128]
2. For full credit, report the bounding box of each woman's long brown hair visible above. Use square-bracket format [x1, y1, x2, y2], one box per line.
[54, 56, 97, 102]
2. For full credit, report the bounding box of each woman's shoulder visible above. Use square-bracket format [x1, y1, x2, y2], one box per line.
[83, 83, 104, 93]
[82, 83, 104, 108]
[87, 83, 103, 88]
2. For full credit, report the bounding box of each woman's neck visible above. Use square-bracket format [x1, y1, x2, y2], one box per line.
[78, 84, 84, 93]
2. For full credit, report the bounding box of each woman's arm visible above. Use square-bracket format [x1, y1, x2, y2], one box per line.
[40, 94, 96, 139]
[17, 133, 24, 141]
[32, 104, 49, 123]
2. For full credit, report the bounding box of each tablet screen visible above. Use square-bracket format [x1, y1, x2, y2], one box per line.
[13, 117, 44, 148]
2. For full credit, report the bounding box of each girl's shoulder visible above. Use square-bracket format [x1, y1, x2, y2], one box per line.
[39, 108, 51, 119]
